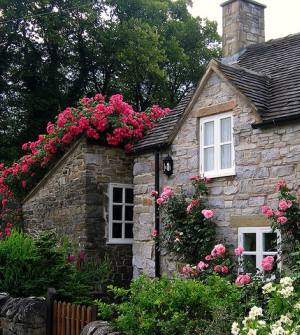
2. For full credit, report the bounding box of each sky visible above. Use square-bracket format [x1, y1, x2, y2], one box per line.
[189, 0, 300, 41]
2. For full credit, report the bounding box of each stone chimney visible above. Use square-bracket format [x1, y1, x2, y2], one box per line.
[221, 0, 266, 59]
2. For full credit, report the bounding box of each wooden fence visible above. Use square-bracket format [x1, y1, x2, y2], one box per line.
[47, 288, 97, 335]
[52, 301, 97, 335]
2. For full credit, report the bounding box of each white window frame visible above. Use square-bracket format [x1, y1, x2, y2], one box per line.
[107, 183, 134, 244]
[238, 227, 281, 272]
[199, 112, 235, 178]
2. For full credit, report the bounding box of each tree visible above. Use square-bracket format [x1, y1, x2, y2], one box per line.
[0, 0, 220, 164]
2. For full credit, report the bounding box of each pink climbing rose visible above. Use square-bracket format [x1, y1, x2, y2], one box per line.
[197, 261, 209, 271]
[276, 179, 287, 191]
[201, 209, 214, 219]
[151, 229, 158, 238]
[234, 246, 245, 256]
[235, 274, 251, 286]
[261, 205, 273, 218]
[278, 199, 292, 211]
[211, 244, 226, 257]
[277, 216, 288, 224]
[261, 256, 274, 271]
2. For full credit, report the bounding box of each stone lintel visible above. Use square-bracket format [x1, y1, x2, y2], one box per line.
[230, 215, 269, 228]
[193, 100, 237, 118]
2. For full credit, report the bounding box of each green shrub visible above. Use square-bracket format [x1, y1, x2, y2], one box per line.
[0, 230, 111, 304]
[96, 274, 241, 335]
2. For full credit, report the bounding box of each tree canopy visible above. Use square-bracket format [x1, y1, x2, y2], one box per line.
[0, 0, 220, 163]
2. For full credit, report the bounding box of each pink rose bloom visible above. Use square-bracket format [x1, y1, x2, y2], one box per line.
[235, 274, 251, 286]
[160, 186, 174, 201]
[276, 179, 287, 191]
[156, 197, 164, 205]
[261, 205, 273, 218]
[197, 261, 209, 271]
[205, 255, 212, 261]
[214, 265, 222, 273]
[261, 256, 274, 271]
[150, 190, 158, 197]
[202, 209, 214, 219]
[211, 244, 226, 257]
[203, 177, 211, 183]
[186, 199, 199, 213]
[151, 229, 158, 238]
[277, 216, 288, 224]
[274, 210, 285, 217]
[221, 266, 229, 274]
[234, 246, 245, 256]
[278, 199, 293, 211]
[189, 176, 199, 181]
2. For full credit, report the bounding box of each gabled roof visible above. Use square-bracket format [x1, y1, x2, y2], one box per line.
[134, 33, 300, 153]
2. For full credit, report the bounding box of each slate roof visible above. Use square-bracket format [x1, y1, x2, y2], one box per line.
[134, 33, 300, 152]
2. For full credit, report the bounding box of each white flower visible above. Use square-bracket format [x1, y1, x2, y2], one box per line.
[278, 286, 294, 298]
[248, 306, 263, 320]
[247, 329, 257, 335]
[231, 321, 240, 335]
[257, 320, 266, 327]
[294, 302, 300, 310]
[262, 282, 275, 294]
[280, 277, 294, 287]
[279, 314, 292, 326]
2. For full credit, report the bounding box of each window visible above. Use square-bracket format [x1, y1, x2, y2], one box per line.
[200, 112, 235, 178]
[238, 227, 280, 273]
[108, 184, 134, 244]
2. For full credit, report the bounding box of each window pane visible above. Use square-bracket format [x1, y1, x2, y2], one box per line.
[221, 144, 232, 169]
[204, 121, 214, 146]
[221, 117, 231, 142]
[125, 206, 133, 221]
[204, 147, 214, 171]
[263, 233, 277, 252]
[113, 188, 123, 203]
[125, 188, 134, 204]
[244, 233, 256, 251]
[112, 222, 122, 238]
[113, 205, 122, 220]
[125, 223, 133, 238]
[243, 255, 257, 273]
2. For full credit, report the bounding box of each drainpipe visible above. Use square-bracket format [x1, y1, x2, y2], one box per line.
[154, 151, 161, 277]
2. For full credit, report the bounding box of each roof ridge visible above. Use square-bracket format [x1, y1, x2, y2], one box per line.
[241, 32, 300, 52]
[218, 60, 270, 79]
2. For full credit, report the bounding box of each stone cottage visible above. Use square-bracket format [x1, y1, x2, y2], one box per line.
[23, 0, 300, 282]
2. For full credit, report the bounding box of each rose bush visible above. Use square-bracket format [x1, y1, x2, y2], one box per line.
[0, 93, 169, 223]
[152, 177, 216, 264]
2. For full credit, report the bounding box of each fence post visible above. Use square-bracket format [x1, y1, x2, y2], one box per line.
[46, 288, 57, 335]
[91, 305, 97, 321]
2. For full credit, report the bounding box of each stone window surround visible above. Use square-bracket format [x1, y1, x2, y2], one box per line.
[199, 111, 235, 178]
[238, 226, 281, 272]
[107, 183, 134, 245]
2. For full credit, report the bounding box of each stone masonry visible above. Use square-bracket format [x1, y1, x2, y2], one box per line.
[132, 71, 300, 277]
[23, 137, 133, 286]
[222, 0, 265, 58]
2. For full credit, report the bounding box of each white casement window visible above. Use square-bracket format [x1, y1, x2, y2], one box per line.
[200, 112, 235, 178]
[108, 184, 134, 244]
[238, 227, 280, 273]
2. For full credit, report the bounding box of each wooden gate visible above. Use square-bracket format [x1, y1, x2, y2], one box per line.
[47, 288, 97, 335]
[52, 300, 97, 335]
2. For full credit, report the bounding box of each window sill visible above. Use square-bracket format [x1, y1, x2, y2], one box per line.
[203, 171, 236, 179]
[106, 240, 133, 245]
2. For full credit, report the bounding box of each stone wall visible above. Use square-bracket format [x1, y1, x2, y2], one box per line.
[23, 137, 133, 286]
[0, 294, 46, 335]
[133, 71, 300, 276]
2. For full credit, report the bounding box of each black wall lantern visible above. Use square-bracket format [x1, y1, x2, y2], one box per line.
[163, 155, 173, 176]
